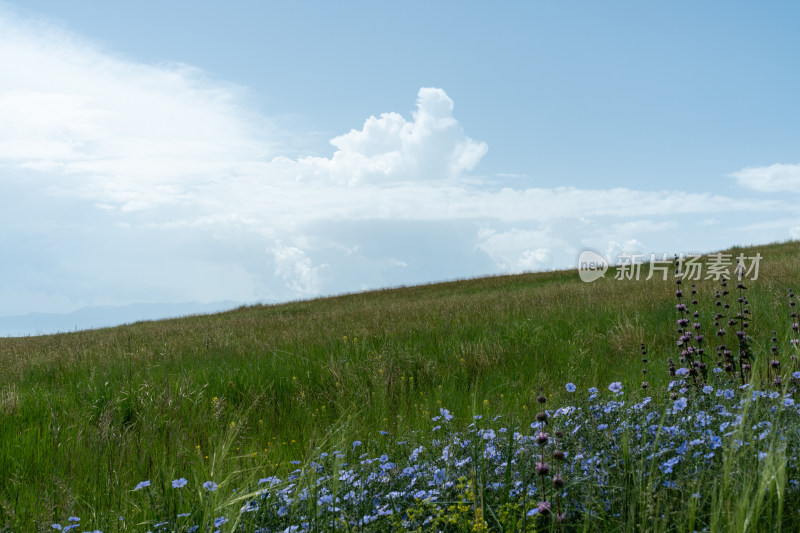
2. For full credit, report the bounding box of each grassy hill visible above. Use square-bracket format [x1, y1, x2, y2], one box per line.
[1, 240, 799, 531]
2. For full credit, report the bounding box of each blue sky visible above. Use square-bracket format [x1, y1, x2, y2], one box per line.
[1, 1, 799, 329]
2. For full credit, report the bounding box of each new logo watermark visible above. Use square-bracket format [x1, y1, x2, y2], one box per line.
[577, 250, 608, 282]
[577, 251, 762, 283]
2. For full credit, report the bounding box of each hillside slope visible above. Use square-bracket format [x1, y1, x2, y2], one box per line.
[1, 240, 798, 527]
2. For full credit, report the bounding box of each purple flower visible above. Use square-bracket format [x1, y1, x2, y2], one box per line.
[537, 500, 551, 516]
[172, 478, 188, 488]
[134, 480, 151, 491]
[608, 382, 623, 394]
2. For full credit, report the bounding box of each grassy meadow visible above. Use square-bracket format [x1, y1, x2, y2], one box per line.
[1, 240, 800, 531]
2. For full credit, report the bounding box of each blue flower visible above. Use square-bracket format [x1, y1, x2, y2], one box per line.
[702, 385, 713, 394]
[660, 456, 681, 474]
[785, 398, 796, 407]
[409, 446, 423, 462]
[203, 481, 218, 491]
[723, 389, 735, 400]
[172, 478, 188, 488]
[609, 382, 623, 394]
[673, 397, 688, 412]
[433, 468, 446, 485]
[439, 407, 454, 421]
[793, 371, 800, 380]
[565, 383, 576, 392]
[134, 480, 151, 491]
[675, 368, 689, 376]
[597, 424, 608, 430]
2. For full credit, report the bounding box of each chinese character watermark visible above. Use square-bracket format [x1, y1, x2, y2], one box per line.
[578, 250, 762, 282]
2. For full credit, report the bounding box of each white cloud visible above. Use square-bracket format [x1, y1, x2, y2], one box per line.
[606, 239, 646, 265]
[0, 8, 275, 212]
[730, 163, 800, 193]
[611, 220, 677, 234]
[271, 243, 327, 296]
[476, 227, 569, 272]
[297, 87, 488, 185]
[0, 7, 796, 319]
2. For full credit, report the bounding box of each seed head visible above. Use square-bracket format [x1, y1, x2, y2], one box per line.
[535, 462, 550, 476]
[536, 394, 547, 405]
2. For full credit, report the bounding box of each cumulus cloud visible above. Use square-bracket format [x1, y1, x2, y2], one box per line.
[297, 87, 488, 185]
[476, 226, 570, 272]
[606, 239, 646, 265]
[271, 243, 327, 296]
[730, 163, 800, 193]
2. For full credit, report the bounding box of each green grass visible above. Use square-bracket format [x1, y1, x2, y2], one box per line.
[1, 240, 799, 530]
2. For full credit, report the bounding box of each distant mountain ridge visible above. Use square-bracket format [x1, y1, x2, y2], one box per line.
[0, 301, 243, 337]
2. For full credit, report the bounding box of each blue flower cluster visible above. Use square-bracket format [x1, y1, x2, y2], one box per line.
[51, 376, 800, 532]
